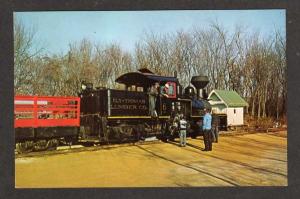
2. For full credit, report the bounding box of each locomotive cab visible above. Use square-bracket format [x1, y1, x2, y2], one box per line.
[115, 69, 179, 95]
[115, 69, 180, 116]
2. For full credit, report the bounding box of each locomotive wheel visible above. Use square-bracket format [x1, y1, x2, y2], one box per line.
[160, 122, 169, 142]
[122, 126, 133, 141]
[16, 141, 34, 153]
[160, 136, 168, 142]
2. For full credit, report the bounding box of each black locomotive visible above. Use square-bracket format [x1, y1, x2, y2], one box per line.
[79, 68, 211, 143]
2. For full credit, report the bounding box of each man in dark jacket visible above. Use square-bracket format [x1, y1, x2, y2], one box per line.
[202, 108, 213, 151]
[148, 82, 159, 117]
[211, 111, 219, 143]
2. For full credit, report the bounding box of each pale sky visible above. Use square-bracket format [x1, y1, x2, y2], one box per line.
[15, 10, 286, 55]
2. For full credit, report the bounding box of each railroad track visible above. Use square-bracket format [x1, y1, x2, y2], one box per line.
[15, 139, 162, 159]
[15, 129, 286, 158]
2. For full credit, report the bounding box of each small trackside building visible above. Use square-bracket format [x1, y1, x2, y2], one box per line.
[208, 90, 249, 127]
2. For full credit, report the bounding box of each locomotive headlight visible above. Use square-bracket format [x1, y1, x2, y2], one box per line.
[81, 84, 87, 90]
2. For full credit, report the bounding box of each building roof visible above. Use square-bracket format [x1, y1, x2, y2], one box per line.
[208, 90, 249, 107]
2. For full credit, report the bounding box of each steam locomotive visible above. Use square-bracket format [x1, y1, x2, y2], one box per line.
[79, 68, 211, 143]
[14, 68, 212, 153]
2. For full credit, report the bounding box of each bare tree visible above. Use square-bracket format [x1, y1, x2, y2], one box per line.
[14, 19, 286, 120]
[14, 19, 43, 94]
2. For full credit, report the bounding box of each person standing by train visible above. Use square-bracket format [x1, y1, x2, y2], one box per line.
[202, 108, 213, 151]
[148, 82, 159, 117]
[211, 110, 219, 143]
[179, 114, 187, 147]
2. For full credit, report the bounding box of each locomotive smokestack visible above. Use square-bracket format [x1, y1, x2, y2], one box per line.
[191, 76, 209, 99]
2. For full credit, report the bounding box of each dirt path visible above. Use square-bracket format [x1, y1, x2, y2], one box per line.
[15, 132, 287, 187]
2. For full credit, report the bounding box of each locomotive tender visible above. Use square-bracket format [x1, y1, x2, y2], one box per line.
[14, 68, 211, 153]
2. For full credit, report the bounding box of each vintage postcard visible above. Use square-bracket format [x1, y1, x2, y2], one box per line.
[14, 10, 287, 188]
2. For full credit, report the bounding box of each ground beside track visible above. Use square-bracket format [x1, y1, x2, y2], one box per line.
[15, 131, 287, 187]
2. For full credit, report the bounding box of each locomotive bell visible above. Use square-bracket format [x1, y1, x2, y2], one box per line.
[191, 76, 209, 99]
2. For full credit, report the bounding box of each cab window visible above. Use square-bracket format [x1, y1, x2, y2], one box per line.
[166, 82, 176, 98]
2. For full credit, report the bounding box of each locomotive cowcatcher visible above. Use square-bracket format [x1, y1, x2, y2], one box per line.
[79, 68, 211, 143]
